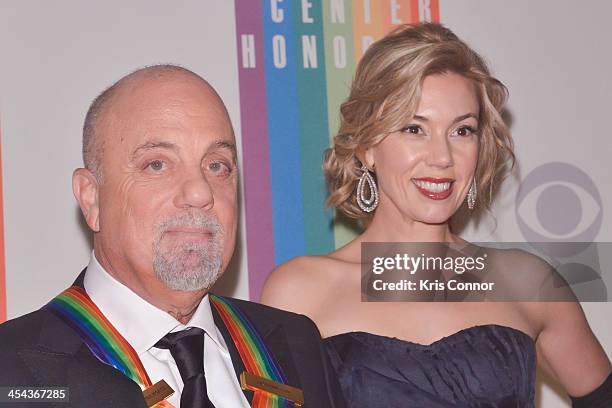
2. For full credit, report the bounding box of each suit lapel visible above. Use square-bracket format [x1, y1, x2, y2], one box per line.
[210, 296, 302, 404]
[260, 324, 301, 390]
[72, 268, 87, 288]
[18, 271, 147, 408]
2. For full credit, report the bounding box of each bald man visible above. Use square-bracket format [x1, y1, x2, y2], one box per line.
[0, 66, 345, 408]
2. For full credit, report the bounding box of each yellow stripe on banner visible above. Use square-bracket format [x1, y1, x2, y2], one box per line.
[0, 120, 6, 322]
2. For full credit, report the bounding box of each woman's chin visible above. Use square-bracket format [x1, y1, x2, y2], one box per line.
[413, 212, 454, 226]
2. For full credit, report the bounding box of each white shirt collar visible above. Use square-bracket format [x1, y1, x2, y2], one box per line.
[83, 251, 229, 356]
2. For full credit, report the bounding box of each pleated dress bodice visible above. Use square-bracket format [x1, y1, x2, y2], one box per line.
[324, 324, 536, 407]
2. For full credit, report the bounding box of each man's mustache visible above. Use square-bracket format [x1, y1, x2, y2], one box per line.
[154, 211, 223, 237]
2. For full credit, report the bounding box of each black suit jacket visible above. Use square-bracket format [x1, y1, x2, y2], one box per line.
[0, 271, 345, 408]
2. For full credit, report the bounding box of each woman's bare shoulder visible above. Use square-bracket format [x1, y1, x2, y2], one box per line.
[270, 253, 348, 280]
[478, 245, 557, 282]
[477, 245, 579, 326]
[260, 254, 351, 314]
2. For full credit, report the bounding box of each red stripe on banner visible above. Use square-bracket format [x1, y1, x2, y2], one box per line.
[0, 122, 6, 322]
[430, 0, 440, 22]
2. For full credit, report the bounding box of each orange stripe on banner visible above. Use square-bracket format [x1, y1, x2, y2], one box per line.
[381, 0, 414, 34]
[0, 122, 6, 322]
[353, 0, 440, 61]
[352, 0, 384, 58]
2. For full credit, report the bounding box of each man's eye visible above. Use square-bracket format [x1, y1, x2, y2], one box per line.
[401, 125, 423, 135]
[146, 160, 166, 172]
[208, 161, 231, 174]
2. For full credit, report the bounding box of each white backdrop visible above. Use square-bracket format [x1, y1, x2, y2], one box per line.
[1, 1, 610, 407]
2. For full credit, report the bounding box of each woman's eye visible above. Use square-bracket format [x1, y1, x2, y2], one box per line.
[146, 160, 166, 172]
[454, 126, 478, 137]
[401, 125, 423, 135]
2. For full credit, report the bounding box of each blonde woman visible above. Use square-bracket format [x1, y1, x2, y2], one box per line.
[262, 24, 611, 407]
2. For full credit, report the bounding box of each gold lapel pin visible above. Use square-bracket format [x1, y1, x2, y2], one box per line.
[240, 371, 305, 407]
[143, 379, 175, 407]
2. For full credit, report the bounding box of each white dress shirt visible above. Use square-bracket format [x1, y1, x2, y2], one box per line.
[83, 252, 250, 408]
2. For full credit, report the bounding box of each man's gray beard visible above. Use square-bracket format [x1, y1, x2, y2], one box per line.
[152, 212, 223, 292]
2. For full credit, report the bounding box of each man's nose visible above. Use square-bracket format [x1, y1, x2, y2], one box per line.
[174, 168, 214, 210]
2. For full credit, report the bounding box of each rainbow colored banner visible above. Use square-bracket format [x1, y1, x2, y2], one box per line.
[234, 0, 440, 300]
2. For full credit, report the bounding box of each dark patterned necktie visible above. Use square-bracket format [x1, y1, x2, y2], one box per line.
[155, 327, 215, 408]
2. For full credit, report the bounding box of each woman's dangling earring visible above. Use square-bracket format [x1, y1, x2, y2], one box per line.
[356, 164, 379, 213]
[467, 177, 477, 210]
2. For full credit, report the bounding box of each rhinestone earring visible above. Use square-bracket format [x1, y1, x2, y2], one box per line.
[356, 164, 379, 213]
[467, 178, 477, 210]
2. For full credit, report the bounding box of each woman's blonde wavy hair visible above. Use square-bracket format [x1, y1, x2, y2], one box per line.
[324, 23, 515, 220]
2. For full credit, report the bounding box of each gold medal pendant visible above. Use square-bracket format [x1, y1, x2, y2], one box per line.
[143, 380, 175, 408]
[240, 371, 305, 407]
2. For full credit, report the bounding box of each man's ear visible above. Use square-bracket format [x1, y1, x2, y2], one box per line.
[72, 168, 100, 232]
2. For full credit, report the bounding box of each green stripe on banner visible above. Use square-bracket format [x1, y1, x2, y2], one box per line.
[322, 0, 359, 249]
[322, 0, 355, 143]
[294, 0, 334, 255]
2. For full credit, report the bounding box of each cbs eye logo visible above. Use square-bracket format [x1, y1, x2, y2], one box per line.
[515, 162, 606, 301]
[515, 162, 602, 243]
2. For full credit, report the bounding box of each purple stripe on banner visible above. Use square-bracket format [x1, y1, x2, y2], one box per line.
[234, 0, 274, 301]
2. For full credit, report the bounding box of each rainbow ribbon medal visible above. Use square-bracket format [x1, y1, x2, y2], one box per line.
[210, 294, 304, 407]
[46, 286, 173, 407]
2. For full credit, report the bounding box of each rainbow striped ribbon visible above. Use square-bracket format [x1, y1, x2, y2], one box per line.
[46, 287, 292, 407]
[210, 294, 293, 408]
[46, 286, 152, 386]
[45, 286, 173, 407]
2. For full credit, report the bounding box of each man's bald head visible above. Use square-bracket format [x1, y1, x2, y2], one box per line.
[73, 63, 238, 303]
[82, 65, 225, 182]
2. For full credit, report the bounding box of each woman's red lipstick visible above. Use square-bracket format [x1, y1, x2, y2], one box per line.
[411, 177, 454, 200]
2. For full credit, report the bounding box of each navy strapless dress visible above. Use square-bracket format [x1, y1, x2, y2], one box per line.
[324, 325, 536, 407]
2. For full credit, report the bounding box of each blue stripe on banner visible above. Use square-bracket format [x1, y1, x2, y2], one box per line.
[293, 0, 335, 255]
[262, 0, 305, 265]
